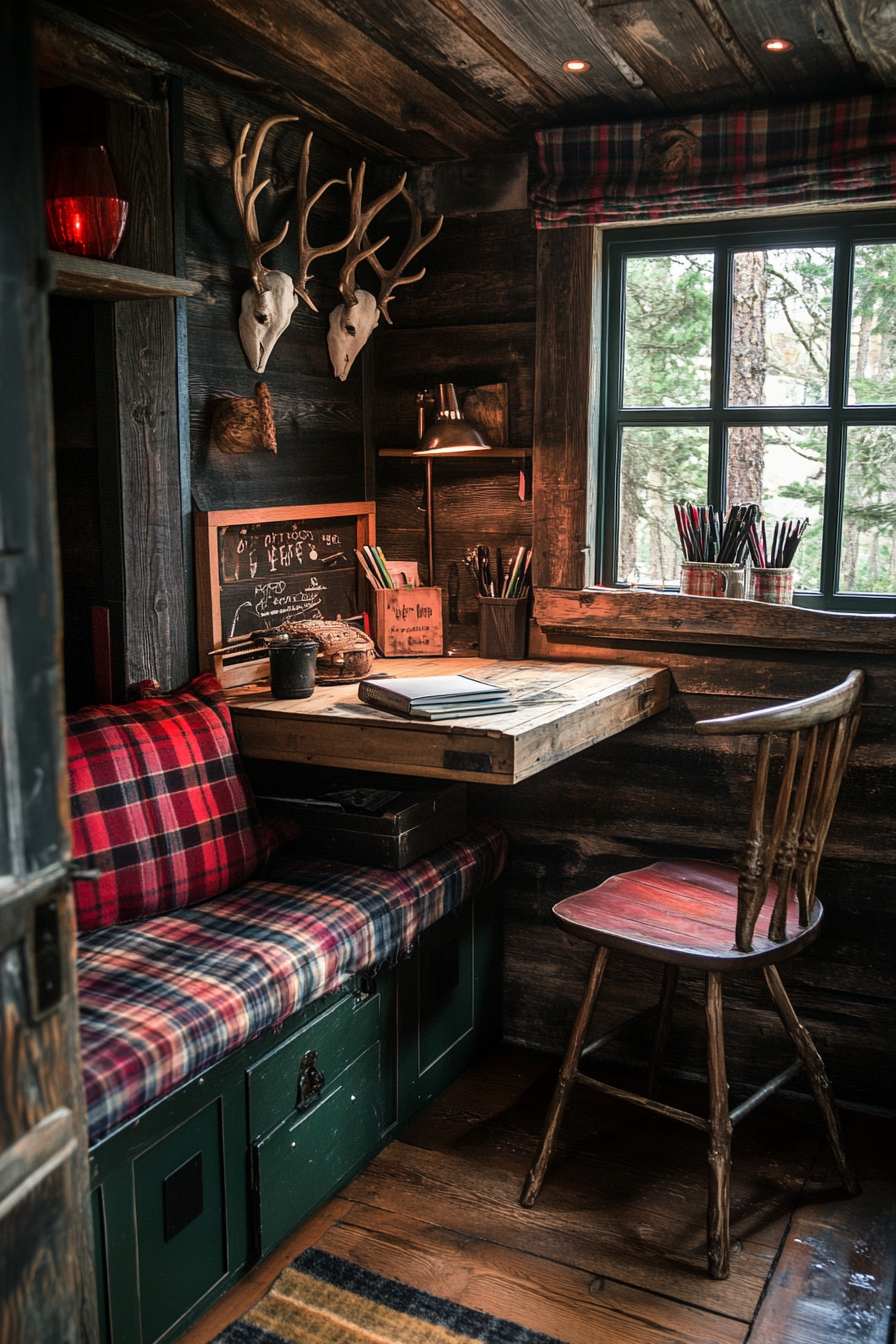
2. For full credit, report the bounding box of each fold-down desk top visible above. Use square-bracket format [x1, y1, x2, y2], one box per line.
[228, 657, 670, 786]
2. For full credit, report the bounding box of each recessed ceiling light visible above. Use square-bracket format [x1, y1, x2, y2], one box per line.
[761, 37, 794, 51]
[562, 59, 591, 72]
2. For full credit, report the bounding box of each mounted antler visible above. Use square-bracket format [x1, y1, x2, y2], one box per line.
[295, 132, 356, 312]
[327, 165, 411, 381]
[231, 115, 298, 373]
[336, 163, 405, 307]
[362, 187, 443, 324]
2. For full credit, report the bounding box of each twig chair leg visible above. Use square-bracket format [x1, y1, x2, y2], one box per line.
[762, 965, 860, 1195]
[705, 971, 732, 1279]
[520, 945, 610, 1208]
[647, 964, 679, 1099]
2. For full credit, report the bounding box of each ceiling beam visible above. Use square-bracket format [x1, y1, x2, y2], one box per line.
[425, 0, 566, 109]
[189, 0, 501, 156]
[687, 0, 772, 92]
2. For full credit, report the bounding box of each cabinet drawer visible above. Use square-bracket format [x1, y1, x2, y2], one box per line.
[247, 988, 381, 1140]
[252, 1040, 382, 1259]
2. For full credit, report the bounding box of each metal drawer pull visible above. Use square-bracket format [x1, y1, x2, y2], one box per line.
[296, 1050, 325, 1110]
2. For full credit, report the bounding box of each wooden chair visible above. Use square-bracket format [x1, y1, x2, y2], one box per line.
[519, 670, 864, 1279]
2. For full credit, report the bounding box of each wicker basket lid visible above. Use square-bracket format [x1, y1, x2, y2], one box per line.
[274, 619, 374, 657]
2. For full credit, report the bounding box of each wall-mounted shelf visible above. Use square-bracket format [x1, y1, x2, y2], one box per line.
[50, 252, 202, 301]
[378, 446, 531, 458]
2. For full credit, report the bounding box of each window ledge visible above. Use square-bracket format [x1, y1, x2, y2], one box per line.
[533, 587, 896, 655]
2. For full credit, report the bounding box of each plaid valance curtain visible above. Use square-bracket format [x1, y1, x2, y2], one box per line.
[531, 95, 896, 229]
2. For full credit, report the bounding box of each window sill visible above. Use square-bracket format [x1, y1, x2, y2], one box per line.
[533, 587, 896, 655]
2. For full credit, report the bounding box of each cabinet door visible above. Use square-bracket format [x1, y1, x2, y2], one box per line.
[252, 1042, 383, 1260]
[0, 4, 97, 1340]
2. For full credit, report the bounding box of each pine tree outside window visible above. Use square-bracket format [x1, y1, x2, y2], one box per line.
[599, 212, 896, 612]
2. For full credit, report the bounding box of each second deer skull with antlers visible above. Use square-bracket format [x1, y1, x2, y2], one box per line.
[327, 169, 443, 381]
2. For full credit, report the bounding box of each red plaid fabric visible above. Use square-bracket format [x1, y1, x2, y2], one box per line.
[78, 824, 507, 1144]
[68, 674, 271, 932]
[532, 95, 896, 228]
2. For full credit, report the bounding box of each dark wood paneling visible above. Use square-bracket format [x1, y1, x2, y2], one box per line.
[317, 0, 541, 129]
[455, 0, 660, 110]
[723, 0, 863, 95]
[385, 210, 536, 331]
[375, 322, 535, 450]
[49, 298, 104, 712]
[183, 85, 367, 514]
[530, 623, 896, 705]
[34, 12, 160, 104]
[374, 209, 535, 653]
[834, 0, 896, 82]
[65, 0, 502, 160]
[105, 96, 189, 693]
[532, 229, 597, 590]
[597, 0, 751, 104]
[55, 0, 896, 158]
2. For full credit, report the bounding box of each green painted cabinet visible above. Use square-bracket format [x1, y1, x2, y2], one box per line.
[88, 887, 501, 1343]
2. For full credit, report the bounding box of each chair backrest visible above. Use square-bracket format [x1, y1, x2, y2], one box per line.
[696, 671, 864, 952]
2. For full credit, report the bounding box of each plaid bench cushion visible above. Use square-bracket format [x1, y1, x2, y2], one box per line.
[79, 824, 506, 1145]
[68, 674, 277, 932]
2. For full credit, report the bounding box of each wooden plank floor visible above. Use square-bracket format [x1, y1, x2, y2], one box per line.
[182, 1047, 896, 1344]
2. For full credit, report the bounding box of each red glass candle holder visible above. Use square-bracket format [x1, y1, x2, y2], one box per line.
[44, 143, 128, 260]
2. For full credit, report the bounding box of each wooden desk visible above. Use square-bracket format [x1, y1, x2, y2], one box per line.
[228, 657, 670, 786]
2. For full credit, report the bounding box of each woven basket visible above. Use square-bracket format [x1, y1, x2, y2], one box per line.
[274, 619, 376, 683]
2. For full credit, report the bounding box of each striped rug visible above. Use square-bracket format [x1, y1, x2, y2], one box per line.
[214, 1248, 565, 1344]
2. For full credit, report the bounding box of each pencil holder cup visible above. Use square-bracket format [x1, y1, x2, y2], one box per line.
[750, 567, 794, 605]
[478, 595, 528, 660]
[679, 561, 745, 599]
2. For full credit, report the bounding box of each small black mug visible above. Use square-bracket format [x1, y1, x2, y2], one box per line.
[269, 640, 318, 699]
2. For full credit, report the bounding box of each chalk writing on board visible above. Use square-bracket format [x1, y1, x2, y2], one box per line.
[220, 521, 350, 583]
[217, 515, 359, 642]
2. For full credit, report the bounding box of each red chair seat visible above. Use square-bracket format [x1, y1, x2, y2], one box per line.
[553, 859, 823, 970]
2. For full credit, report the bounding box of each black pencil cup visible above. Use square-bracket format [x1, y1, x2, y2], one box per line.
[478, 596, 528, 660]
[269, 640, 318, 699]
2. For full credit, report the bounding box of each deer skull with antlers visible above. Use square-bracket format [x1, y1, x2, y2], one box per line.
[327, 168, 443, 381]
[232, 115, 300, 374]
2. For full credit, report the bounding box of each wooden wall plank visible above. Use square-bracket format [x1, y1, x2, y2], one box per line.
[532, 229, 598, 590]
[183, 85, 367, 515]
[722, 0, 864, 94]
[459, 0, 660, 109]
[833, 0, 896, 82]
[534, 587, 896, 653]
[61, 0, 467, 160]
[596, 0, 751, 104]
[320, 0, 546, 128]
[529, 623, 896, 705]
[375, 321, 536, 450]
[103, 97, 189, 693]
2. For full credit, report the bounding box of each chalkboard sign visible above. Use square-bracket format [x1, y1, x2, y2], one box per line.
[195, 503, 376, 688]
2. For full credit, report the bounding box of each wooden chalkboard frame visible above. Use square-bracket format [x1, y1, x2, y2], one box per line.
[195, 502, 376, 688]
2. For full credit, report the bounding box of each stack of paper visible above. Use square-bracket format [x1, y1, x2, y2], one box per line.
[358, 674, 514, 720]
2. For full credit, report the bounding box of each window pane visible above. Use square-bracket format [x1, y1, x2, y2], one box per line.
[728, 247, 834, 407]
[848, 244, 896, 405]
[839, 426, 896, 592]
[726, 425, 826, 590]
[622, 254, 713, 407]
[618, 426, 709, 585]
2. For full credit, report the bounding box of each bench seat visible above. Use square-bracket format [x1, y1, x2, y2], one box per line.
[79, 824, 506, 1145]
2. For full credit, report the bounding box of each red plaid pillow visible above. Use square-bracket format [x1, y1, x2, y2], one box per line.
[68, 674, 267, 932]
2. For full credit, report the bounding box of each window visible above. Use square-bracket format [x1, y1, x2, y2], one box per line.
[599, 213, 896, 611]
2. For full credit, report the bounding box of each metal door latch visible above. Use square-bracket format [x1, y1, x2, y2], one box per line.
[296, 1050, 325, 1110]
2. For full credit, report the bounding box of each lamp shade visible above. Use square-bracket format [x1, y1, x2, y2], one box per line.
[413, 383, 490, 455]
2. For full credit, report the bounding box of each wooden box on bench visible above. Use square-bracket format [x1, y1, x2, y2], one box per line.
[256, 782, 466, 868]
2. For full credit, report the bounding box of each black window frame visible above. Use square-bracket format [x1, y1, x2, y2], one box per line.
[598, 209, 896, 613]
